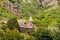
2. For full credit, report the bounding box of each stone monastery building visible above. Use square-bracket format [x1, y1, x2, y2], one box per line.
[18, 16, 35, 32]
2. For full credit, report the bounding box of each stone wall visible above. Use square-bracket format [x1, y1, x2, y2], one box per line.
[19, 27, 34, 33]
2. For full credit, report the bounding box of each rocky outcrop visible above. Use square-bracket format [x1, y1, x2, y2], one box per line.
[37, 0, 60, 7]
[0, 1, 19, 16]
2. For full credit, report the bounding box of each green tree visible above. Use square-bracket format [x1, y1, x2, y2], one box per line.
[34, 27, 53, 40]
[6, 18, 19, 30]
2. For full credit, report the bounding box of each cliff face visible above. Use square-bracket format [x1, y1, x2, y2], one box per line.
[37, 0, 60, 7]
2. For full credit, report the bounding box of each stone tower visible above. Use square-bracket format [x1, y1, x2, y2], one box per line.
[29, 16, 33, 23]
[28, 16, 34, 28]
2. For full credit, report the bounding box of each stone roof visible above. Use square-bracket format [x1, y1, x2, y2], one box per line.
[18, 19, 35, 29]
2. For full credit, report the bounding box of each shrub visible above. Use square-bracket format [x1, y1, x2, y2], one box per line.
[6, 18, 19, 30]
[34, 27, 53, 40]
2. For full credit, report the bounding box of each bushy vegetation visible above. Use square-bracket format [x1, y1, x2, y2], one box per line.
[0, 5, 18, 21]
[0, 0, 60, 40]
[7, 18, 19, 30]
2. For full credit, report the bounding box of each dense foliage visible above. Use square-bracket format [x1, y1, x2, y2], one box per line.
[0, 0, 60, 40]
[7, 18, 19, 30]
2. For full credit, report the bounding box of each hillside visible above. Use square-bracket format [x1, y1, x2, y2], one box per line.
[0, 5, 18, 21]
[0, 0, 60, 40]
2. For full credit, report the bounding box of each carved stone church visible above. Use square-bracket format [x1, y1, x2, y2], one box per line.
[18, 16, 35, 33]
